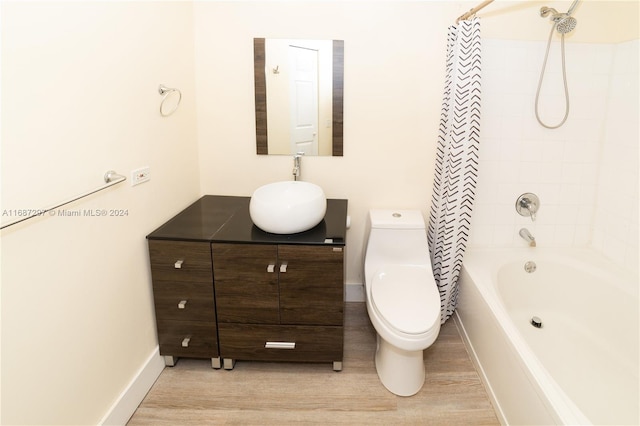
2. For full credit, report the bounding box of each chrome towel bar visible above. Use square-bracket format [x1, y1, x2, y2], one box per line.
[1, 170, 126, 230]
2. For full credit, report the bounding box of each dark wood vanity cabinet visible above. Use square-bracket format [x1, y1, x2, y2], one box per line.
[146, 195, 347, 371]
[212, 243, 344, 370]
[148, 240, 220, 368]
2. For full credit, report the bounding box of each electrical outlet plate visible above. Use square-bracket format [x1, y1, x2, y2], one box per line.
[131, 166, 150, 186]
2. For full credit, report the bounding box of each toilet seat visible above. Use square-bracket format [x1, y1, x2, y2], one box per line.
[371, 265, 440, 335]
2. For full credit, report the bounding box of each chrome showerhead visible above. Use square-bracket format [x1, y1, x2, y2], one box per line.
[555, 15, 577, 33]
[540, 0, 579, 34]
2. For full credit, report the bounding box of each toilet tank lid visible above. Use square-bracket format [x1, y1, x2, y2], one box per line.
[369, 209, 426, 229]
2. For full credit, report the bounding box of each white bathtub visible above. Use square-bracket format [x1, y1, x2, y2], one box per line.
[456, 248, 639, 425]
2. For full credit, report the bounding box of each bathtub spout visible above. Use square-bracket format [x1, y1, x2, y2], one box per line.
[519, 228, 536, 247]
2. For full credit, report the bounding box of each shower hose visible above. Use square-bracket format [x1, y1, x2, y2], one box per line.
[534, 25, 571, 129]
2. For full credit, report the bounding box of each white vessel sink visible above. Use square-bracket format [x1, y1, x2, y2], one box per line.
[249, 181, 327, 234]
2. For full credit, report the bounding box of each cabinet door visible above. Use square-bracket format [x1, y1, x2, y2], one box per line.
[278, 245, 344, 326]
[148, 240, 219, 359]
[156, 319, 218, 358]
[212, 243, 280, 324]
[218, 324, 343, 362]
[149, 240, 213, 283]
[152, 281, 214, 322]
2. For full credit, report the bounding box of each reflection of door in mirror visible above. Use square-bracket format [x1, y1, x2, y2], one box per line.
[255, 38, 344, 156]
[266, 39, 330, 156]
[289, 45, 319, 155]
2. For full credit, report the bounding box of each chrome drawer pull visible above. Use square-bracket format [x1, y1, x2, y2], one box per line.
[174, 259, 184, 269]
[265, 341, 295, 350]
[182, 337, 191, 347]
[267, 263, 275, 273]
[279, 263, 288, 273]
[178, 300, 187, 309]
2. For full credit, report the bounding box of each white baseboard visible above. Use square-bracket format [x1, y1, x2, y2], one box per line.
[100, 346, 165, 425]
[346, 282, 365, 302]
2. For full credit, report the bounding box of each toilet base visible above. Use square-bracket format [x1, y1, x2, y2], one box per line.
[374, 335, 425, 396]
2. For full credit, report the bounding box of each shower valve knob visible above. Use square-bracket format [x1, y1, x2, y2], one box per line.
[516, 193, 540, 221]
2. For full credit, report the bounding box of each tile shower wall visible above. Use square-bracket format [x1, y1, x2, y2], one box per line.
[469, 38, 638, 275]
[592, 39, 639, 275]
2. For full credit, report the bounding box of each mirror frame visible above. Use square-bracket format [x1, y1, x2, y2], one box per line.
[254, 38, 344, 156]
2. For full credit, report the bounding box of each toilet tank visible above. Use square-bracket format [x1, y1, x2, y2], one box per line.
[364, 210, 432, 283]
[369, 210, 426, 230]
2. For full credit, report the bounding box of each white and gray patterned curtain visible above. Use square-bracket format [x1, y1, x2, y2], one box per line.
[427, 17, 481, 324]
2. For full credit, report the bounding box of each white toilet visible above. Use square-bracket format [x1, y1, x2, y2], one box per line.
[363, 209, 441, 396]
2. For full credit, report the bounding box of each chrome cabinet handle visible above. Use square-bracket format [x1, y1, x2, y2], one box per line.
[178, 300, 187, 309]
[181, 337, 191, 347]
[265, 341, 295, 349]
[279, 263, 288, 273]
[267, 263, 275, 273]
[174, 259, 184, 269]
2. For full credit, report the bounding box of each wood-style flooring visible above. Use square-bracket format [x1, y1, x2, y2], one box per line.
[128, 303, 499, 425]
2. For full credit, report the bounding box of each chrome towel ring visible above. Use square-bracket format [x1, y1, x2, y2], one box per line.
[158, 84, 182, 117]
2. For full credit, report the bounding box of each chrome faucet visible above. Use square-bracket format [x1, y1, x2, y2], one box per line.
[519, 228, 537, 247]
[293, 152, 304, 181]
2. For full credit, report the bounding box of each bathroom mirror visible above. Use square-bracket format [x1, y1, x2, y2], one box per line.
[254, 38, 344, 156]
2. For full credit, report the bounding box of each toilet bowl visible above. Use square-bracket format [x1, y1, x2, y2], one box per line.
[364, 209, 441, 396]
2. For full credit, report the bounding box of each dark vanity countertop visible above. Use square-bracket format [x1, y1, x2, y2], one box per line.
[147, 195, 348, 246]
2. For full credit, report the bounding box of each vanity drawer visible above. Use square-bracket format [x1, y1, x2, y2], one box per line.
[218, 324, 343, 362]
[149, 240, 213, 283]
[157, 319, 218, 358]
[152, 281, 214, 322]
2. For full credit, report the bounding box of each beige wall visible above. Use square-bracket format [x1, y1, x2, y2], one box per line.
[1, 1, 199, 424]
[195, 1, 453, 287]
[1, 0, 637, 424]
[194, 0, 639, 287]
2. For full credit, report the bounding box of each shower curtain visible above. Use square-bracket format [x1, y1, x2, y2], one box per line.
[427, 17, 481, 324]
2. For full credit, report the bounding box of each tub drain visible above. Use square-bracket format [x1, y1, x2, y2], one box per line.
[530, 316, 543, 328]
[524, 261, 537, 273]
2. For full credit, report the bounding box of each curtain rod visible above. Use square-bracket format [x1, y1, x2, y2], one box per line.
[456, 0, 495, 23]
